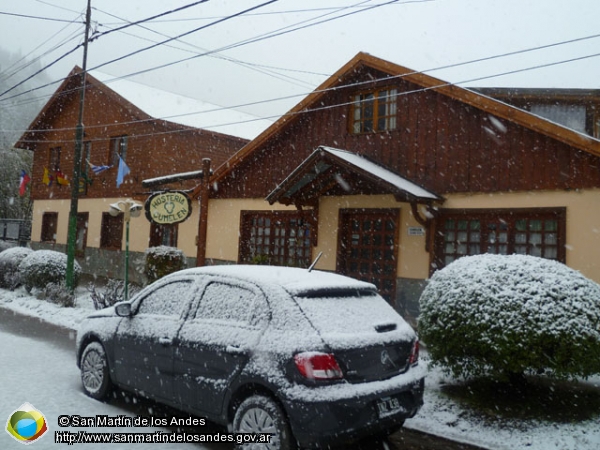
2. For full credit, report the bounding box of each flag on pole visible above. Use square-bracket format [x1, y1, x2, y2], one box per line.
[19, 170, 31, 196]
[87, 160, 112, 175]
[42, 167, 53, 186]
[56, 169, 70, 186]
[116, 156, 130, 188]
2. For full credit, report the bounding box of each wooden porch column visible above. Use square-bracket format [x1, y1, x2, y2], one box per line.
[196, 158, 211, 266]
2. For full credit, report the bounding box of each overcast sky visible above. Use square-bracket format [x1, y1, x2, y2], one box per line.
[1, 0, 599, 130]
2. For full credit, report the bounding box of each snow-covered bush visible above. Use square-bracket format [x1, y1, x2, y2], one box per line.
[38, 281, 75, 307]
[18, 250, 81, 293]
[88, 279, 140, 310]
[0, 240, 15, 253]
[0, 246, 33, 289]
[419, 254, 600, 381]
[144, 246, 186, 284]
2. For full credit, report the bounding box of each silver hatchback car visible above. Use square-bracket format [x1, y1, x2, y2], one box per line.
[76, 265, 424, 449]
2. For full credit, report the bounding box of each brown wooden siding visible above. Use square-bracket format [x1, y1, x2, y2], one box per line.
[215, 68, 600, 200]
[27, 78, 246, 202]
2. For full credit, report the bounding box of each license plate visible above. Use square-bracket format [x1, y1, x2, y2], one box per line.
[376, 396, 406, 418]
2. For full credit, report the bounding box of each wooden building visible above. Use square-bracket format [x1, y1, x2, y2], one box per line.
[14, 66, 269, 281]
[193, 52, 600, 322]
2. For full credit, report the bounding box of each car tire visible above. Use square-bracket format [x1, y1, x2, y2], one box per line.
[232, 395, 296, 450]
[80, 341, 112, 400]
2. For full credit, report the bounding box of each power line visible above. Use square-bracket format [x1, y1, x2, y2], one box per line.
[0, 44, 83, 98]
[33, 0, 82, 15]
[91, 0, 394, 83]
[90, 0, 209, 40]
[88, 0, 279, 73]
[0, 10, 83, 23]
[8, 48, 600, 145]
[100, 0, 432, 24]
[92, 7, 321, 90]
[3, 22, 600, 116]
[2, 0, 600, 133]
[0, 0, 211, 103]
[0, 0, 410, 112]
[0, 0, 400, 103]
[0, 21, 84, 82]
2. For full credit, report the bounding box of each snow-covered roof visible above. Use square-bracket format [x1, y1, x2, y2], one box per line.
[266, 145, 441, 205]
[89, 71, 272, 140]
[141, 169, 204, 187]
[321, 147, 440, 200]
[175, 264, 376, 296]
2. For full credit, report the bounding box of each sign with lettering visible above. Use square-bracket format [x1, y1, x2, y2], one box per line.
[145, 191, 192, 225]
[407, 226, 425, 236]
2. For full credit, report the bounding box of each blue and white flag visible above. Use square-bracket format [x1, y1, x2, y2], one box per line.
[87, 160, 112, 175]
[116, 156, 130, 188]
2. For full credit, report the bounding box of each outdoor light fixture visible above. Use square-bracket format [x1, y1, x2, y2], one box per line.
[108, 198, 143, 301]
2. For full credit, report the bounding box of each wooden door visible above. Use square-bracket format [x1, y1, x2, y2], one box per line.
[337, 209, 400, 302]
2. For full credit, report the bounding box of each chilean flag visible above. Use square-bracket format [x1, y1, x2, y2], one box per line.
[19, 170, 31, 196]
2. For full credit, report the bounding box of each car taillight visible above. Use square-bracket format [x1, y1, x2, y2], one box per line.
[294, 352, 343, 380]
[408, 339, 419, 366]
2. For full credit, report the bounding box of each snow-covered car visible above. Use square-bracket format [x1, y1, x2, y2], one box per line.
[76, 265, 424, 448]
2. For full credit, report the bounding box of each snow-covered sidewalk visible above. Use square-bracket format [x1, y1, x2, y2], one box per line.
[1, 286, 599, 450]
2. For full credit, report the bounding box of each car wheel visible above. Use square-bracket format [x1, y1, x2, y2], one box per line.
[80, 341, 112, 400]
[232, 395, 296, 450]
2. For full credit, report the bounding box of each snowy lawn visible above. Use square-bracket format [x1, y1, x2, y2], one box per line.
[1, 285, 599, 450]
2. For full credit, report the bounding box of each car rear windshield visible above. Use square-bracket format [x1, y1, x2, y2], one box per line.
[294, 290, 411, 339]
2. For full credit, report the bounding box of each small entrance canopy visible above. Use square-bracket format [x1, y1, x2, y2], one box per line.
[266, 146, 442, 208]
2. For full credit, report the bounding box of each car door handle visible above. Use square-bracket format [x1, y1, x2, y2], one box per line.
[226, 345, 246, 356]
[158, 337, 173, 346]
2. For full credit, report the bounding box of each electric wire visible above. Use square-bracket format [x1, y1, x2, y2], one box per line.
[90, 0, 210, 40]
[102, 0, 433, 23]
[0, 10, 83, 23]
[0, 44, 83, 98]
[0, 22, 85, 83]
[99, 0, 396, 82]
[0, 0, 212, 102]
[0, 0, 416, 110]
[0, 0, 458, 104]
[88, 0, 279, 73]
[9, 48, 600, 145]
[92, 7, 320, 90]
[0, 0, 280, 103]
[33, 0, 83, 15]
[2, 2, 600, 140]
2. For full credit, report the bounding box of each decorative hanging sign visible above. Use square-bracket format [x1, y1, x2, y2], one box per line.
[145, 191, 192, 225]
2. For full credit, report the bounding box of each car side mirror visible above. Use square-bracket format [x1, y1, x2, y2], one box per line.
[115, 303, 132, 317]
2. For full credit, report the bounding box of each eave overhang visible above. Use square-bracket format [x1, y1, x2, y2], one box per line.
[266, 146, 443, 208]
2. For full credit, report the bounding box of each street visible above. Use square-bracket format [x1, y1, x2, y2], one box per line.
[0, 307, 486, 450]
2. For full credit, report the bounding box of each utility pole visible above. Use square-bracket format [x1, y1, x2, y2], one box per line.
[195, 158, 211, 267]
[66, 0, 92, 292]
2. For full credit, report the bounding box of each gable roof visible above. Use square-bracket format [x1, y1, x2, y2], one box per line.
[15, 68, 87, 150]
[89, 71, 272, 140]
[207, 52, 600, 191]
[266, 146, 441, 207]
[15, 66, 270, 150]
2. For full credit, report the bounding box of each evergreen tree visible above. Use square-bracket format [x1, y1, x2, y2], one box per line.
[0, 48, 52, 219]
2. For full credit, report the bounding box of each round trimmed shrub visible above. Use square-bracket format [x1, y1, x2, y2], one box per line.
[18, 250, 81, 292]
[0, 240, 15, 253]
[419, 254, 600, 380]
[0, 246, 33, 289]
[144, 246, 186, 284]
